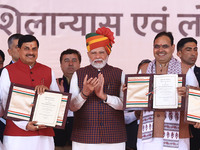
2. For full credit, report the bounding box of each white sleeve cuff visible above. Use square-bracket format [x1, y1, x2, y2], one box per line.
[124, 111, 137, 124]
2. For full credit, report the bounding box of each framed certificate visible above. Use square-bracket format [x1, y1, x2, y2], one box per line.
[124, 74, 185, 110]
[4, 83, 71, 129]
[153, 74, 185, 110]
[5, 83, 35, 121]
[153, 74, 178, 109]
[184, 86, 200, 124]
[123, 74, 153, 110]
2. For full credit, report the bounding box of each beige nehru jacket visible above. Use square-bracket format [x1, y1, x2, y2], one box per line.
[137, 111, 190, 138]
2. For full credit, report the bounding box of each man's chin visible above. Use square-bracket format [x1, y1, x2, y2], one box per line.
[92, 63, 105, 69]
[67, 68, 75, 72]
[90, 57, 108, 69]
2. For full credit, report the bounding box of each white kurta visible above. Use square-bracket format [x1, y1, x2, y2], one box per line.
[186, 65, 199, 87]
[0, 68, 59, 150]
[0, 141, 4, 150]
[124, 110, 137, 124]
[137, 138, 189, 150]
[69, 71, 126, 150]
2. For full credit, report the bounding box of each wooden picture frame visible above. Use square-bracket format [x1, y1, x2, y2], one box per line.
[4, 83, 71, 129]
[184, 86, 200, 125]
[124, 74, 185, 111]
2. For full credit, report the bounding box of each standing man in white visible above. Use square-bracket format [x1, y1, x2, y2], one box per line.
[0, 35, 59, 150]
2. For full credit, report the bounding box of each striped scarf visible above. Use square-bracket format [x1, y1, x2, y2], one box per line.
[142, 57, 182, 149]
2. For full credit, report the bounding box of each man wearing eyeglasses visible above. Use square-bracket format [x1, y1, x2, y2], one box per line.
[177, 37, 200, 150]
[137, 32, 190, 150]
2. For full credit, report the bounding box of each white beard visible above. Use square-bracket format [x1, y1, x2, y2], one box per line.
[90, 57, 108, 69]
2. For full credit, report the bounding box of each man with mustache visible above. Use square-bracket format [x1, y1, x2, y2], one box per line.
[137, 32, 190, 150]
[54, 49, 81, 150]
[0, 35, 59, 150]
[177, 37, 200, 150]
[69, 27, 126, 150]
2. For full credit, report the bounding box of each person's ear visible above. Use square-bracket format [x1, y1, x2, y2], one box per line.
[177, 50, 182, 58]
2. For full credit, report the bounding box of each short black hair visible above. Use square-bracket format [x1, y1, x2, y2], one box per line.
[0, 49, 5, 62]
[137, 59, 151, 73]
[18, 35, 39, 48]
[177, 37, 197, 52]
[60, 49, 81, 64]
[7, 33, 23, 48]
[153, 31, 174, 45]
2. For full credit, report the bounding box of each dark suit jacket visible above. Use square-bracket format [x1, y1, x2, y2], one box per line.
[190, 66, 200, 150]
[190, 66, 200, 134]
[53, 76, 73, 146]
[194, 66, 200, 86]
